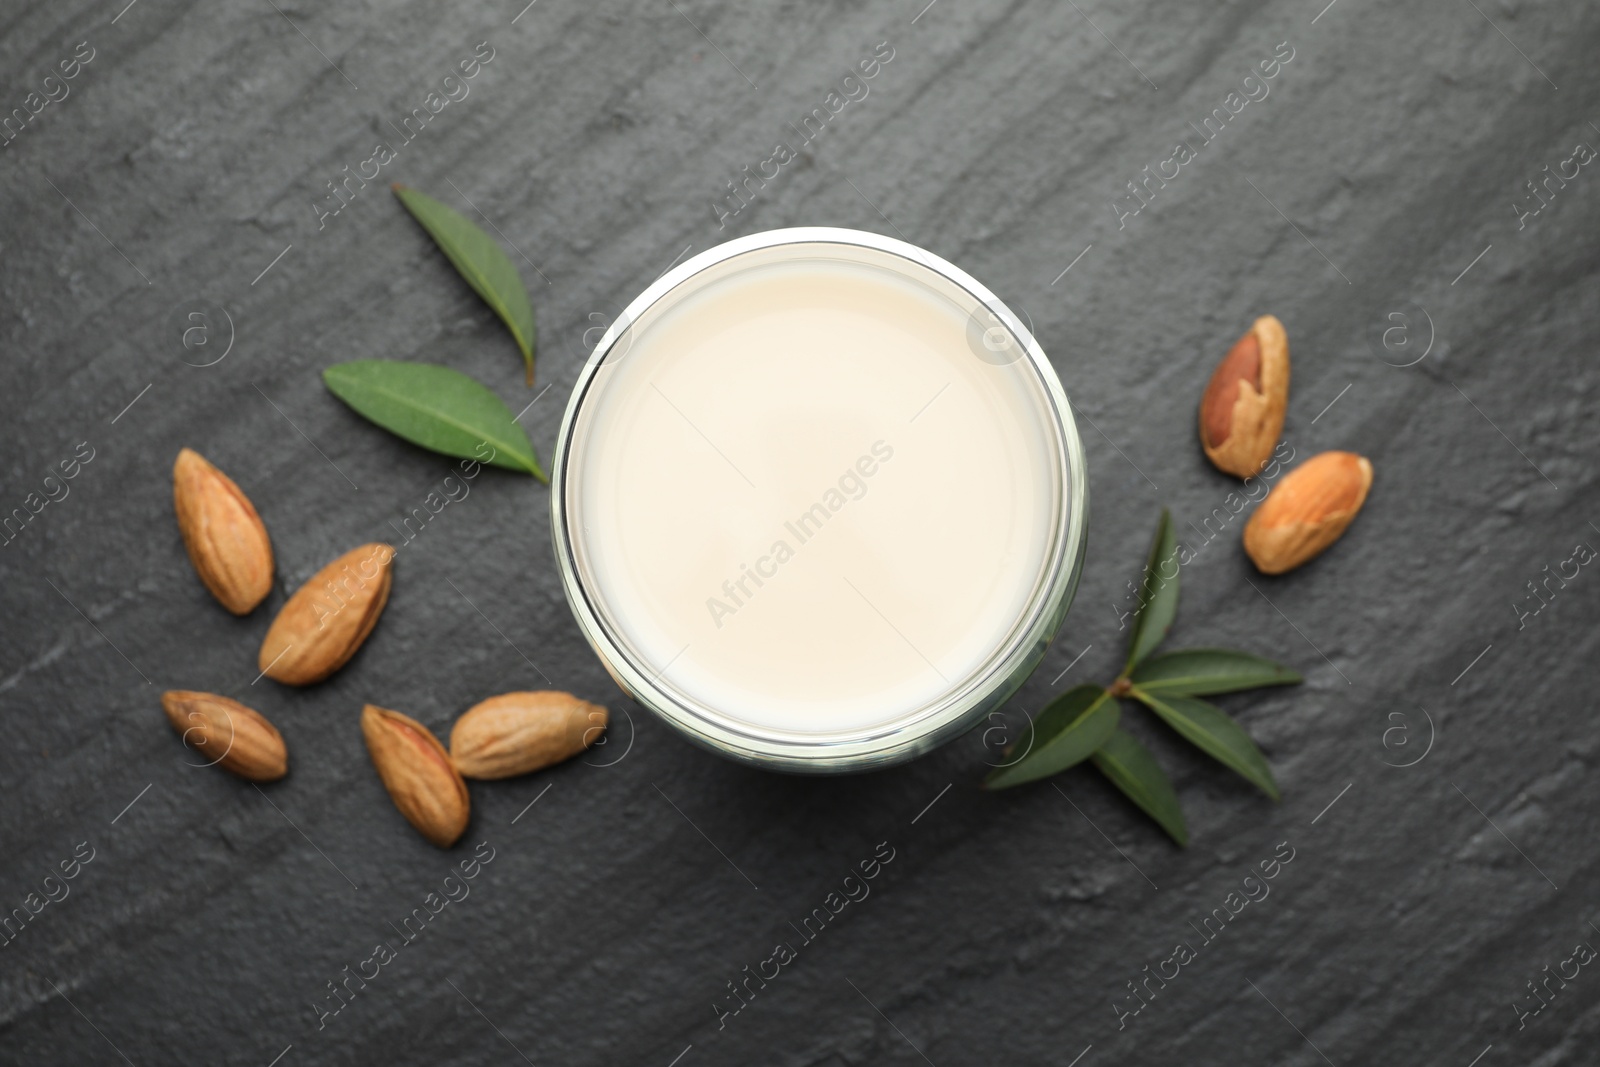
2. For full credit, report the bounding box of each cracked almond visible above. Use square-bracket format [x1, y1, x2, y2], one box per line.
[161, 690, 287, 781]
[362, 704, 469, 847]
[259, 543, 394, 686]
[173, 448, 274, 614]
[1199, 315, 1290, 478]
[1244, 451, 1373, 574]
[449, 691, 608, 779]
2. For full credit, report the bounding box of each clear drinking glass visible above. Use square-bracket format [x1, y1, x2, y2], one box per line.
[550, 227, 1088, 772]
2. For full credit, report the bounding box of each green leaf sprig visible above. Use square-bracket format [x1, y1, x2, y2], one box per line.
[317, 187, 548, 480]
[324, 360, 547, 482]
[985, 509, 1301, 845]
[393, 184, 539, 386]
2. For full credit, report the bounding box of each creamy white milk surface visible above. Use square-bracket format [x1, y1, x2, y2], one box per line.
[565, 248, 1063, 739]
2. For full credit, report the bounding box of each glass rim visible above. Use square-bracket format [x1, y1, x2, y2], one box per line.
[549, 226, 1089, 772]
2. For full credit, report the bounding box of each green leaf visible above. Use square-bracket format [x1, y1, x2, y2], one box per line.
[1130, 648, 1301, 697]
[323, 360, 547, 481]
[984, 686, 1120, 790]
[1129, 687, 1278, 800]
[1091, 729, 1188, 846]
[393, 184, 537, 385]
[1123, 508, 1179, 672]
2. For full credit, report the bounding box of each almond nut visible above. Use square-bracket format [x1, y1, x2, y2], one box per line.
[173, 448, 274, 615]
[161, 690, 287, 781]
[362, 704, 469, 847]
[259, 543, 394, 685]
[1199, 315, 1290, 478]
[449, 691, 608, 779]
[1243, 451, 1373, 574]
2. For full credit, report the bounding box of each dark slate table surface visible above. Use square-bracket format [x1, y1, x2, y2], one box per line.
[3, 0, 1597, 1064]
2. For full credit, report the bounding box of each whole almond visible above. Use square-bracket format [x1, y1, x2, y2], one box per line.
[450, 691, 609, 779]
[173, 448, 274, 615]
[259, 543, 394, 685]
[1199, 315, 1290, 478]
[161, 690, 287, 781]
[1244, 451, 1373, 574]
[362, 704, 469, 847]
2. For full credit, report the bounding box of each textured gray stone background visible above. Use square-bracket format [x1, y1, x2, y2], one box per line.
[2, 0, 1597, 1063]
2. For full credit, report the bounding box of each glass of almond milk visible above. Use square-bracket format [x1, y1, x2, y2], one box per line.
[551, 228, 1086, 771]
